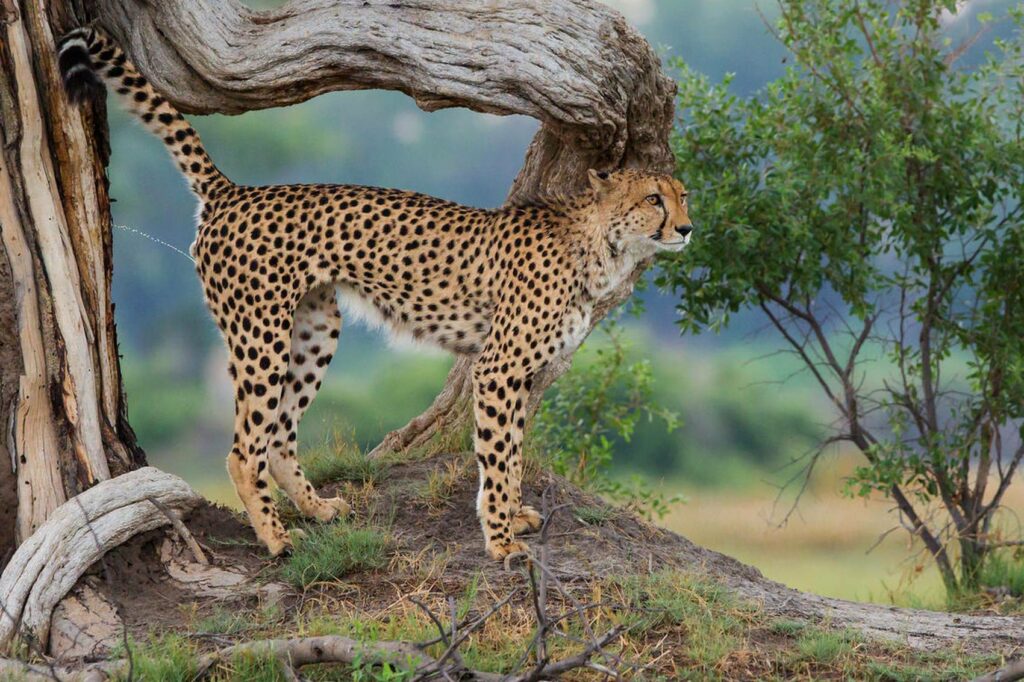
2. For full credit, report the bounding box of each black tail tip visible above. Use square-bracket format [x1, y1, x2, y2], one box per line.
[58, 29, 104, 104]
[63, 68, 105, 105]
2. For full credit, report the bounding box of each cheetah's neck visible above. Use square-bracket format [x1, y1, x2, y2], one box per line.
[569, 208, 657, 301]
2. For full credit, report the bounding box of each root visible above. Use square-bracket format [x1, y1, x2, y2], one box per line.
[0, 467, 202, 650]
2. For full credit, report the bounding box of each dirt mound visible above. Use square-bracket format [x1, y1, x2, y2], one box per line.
[88, 451, 1021, 674]
[90, 453, 751, 646]
[338, 453, 761, 585]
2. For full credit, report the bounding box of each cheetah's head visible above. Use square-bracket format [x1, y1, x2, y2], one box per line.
[587, 169, 693, 254]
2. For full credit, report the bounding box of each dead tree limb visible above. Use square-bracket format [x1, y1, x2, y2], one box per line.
[971, 659, 1024, 682]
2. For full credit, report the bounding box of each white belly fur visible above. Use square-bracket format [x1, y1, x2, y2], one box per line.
[334, 284, 444, 354]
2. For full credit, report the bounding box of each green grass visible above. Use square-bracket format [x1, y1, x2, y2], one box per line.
[614, 570, 750, 673]
[279, 522, 389, 588]
[300, 435, 387, 488]
[769, 618, 808, 637]
[115, 634, 198, 681]
[980, 551, 1024, 599]
[574, 505, 615, 525]
[298, 576, 524, 678]
[220, 650, 287, 681]
[195, 606, 253, 636]
[792, 628, 857, 665]
[942, 550, 1024, 614]
[115, 634, 292, 681]
[861, 646, 1002, 682]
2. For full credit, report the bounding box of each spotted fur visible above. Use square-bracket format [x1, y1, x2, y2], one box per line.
[59, 27, 694, 559]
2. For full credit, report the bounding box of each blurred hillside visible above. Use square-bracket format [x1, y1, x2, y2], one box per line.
[107, 0, 1020, 603]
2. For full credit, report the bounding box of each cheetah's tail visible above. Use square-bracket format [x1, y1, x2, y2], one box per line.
[58, 27, 231, 200]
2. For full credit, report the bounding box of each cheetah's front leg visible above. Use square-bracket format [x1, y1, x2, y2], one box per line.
[471, 361, 535, 560]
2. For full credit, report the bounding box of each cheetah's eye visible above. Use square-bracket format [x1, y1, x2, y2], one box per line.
[645, 194, 662, 206]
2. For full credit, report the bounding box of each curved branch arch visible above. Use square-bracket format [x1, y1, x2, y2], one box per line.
[94, 0, 675, 195]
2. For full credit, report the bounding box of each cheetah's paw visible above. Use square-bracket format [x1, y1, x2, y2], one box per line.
[486, 538, 530, 562]
[266, 532, 296, 558]
[512, 505, 543, 535]
[312, 496, 352, 523]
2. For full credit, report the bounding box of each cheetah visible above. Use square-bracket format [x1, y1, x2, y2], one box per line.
[59, 27, 693, 560]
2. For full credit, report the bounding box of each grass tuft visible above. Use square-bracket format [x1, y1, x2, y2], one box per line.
[613, 570, 750, 672]
[980, 550, 1024, 599]
[280, 522, 389, 588]
[195, 606, 251, 636]
[574, 505, 614, 526]
[420, 459, 465, 512]
[223, 650, 288, 681]
[301, 434, 387, 487]
[769, 618, 808, 637]
[115, 634, 197, 681]
[793, 628, 857, 665]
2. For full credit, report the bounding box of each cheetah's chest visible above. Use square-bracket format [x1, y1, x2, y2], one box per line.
[560, 305, 592, 355]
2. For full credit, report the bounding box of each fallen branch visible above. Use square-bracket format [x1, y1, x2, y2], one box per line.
[191, 626, 628, 682]
[971, 659, 1024, 682]
[194, 635, 441, 680]
[0, 467, 203, 649]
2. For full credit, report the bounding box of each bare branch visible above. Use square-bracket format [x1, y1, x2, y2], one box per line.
[146, 496, 208, 565]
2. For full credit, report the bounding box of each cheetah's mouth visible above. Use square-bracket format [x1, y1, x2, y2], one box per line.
[657, 236, 690, 251]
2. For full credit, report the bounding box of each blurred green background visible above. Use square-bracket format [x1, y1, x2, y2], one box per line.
[107, 0, 1020, 608]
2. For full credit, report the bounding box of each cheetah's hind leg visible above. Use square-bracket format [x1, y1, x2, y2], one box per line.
[267, 285, 351, 523]
[224, 321, 294, 556]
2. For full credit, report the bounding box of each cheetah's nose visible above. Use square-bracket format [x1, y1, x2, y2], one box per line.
[675, 224, 693, 238]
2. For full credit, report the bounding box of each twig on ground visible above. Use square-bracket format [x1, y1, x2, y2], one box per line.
[147, 496, 209, 565]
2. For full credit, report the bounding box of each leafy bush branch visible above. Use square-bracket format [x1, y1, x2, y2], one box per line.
[533, 321, 682, 519]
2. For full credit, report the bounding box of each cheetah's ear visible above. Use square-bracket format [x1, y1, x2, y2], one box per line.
[588, 168, 614, 195]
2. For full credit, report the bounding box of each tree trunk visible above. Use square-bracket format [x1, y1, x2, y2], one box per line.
[0, 0, 144, 563]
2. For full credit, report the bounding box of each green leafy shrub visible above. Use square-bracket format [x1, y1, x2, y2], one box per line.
[533, 321, 681, 518]
[664, 0, 1024, 596]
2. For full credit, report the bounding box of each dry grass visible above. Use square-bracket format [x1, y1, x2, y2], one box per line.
[420, 457, 468, 514]
[152, 564, 1000, 681]
[662, 452, 1024, 607]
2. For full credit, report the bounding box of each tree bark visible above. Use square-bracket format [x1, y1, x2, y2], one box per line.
[89, 0, 677, 456]
[0, 0, 145, 563]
